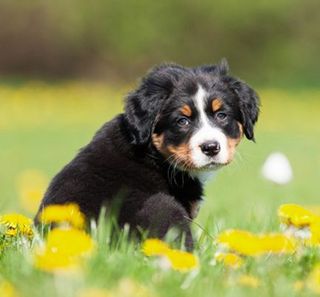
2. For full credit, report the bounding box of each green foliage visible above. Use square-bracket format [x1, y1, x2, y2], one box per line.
[0, 0, 319, 85]
[0, 84, 320, 296]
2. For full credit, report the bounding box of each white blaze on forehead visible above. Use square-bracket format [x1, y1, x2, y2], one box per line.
[189, 85, 229, 168]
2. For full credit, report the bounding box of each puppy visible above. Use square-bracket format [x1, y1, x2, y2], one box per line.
[36, 59, 259, 250]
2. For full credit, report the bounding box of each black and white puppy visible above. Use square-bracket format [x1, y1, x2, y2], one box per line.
[36, 59, 259, 250]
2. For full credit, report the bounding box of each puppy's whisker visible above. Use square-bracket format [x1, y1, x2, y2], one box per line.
[166, 155, 179, 186]
[231, 151, 243, 169]
[172, 158, 180, 186]
[235, 150, 244, 163]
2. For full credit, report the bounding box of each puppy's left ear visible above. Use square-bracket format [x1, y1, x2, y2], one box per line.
[123, 64, 182, 146]
[230, 79, 260, 141]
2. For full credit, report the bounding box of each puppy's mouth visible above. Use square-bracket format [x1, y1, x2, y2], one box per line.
[206, 161, 226, 168]
[167, 157, 226, 172]
[195, 160, 226, 171]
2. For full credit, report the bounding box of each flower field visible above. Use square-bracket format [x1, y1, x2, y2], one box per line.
[0, 83, 320, 297]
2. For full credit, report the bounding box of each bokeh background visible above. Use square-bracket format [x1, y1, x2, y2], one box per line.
[0, 0, 319, 230]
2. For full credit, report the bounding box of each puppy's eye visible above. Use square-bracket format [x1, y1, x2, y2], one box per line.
[215, 112, 228, 121]
[177, 117, 190, 127]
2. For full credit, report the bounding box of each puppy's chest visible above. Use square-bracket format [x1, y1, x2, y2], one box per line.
[168, 175, 204, 219]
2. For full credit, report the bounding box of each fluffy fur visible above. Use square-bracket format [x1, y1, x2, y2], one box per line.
[36, 59, 260, 250]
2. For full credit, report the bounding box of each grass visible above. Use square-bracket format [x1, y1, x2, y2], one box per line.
[0, 82, 320, 296]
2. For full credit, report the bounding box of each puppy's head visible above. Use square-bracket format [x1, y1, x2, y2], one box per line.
[124, 59, 260, 171]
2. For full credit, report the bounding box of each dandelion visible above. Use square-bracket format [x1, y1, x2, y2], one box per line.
[258, 233, 296, 254]
[217, 229, 259, 256]
[307, 264, 320, 294]
[142, 239, 198, 272]
[214, 252, 243, 269]
[16, 169, 48, 213]
[117, 278, 155, 297]
[306, 206, 320, 217]
[216, 229, 295, 256]
[46, 228, 95, 255]
[165, 249, 199, 272]
[142, 239, 170, 256]
[278, 204, 318, 227]
[38, 203, 85, 229]
[0, 213, 33, 238]
[310, 223, 320, 245]
[34, 228, 95, 272]
[237, 274, 260, 288]
[293, 280, 305, 292]
[34, 249, 80, 273]
[0, 281, 19, 297]
[278, 204, 320, 244]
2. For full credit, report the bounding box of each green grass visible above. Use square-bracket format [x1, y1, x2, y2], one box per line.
[0, 83, 320, 296]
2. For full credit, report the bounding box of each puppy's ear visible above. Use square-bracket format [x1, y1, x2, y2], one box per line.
[230, 79, 260, 141]
[198, 58, 229, 76]
[123, 65, 182, 145]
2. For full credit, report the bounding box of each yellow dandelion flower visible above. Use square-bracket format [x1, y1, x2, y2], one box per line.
[307, 264, 320, 294]
[214, 252, 243, 269]
[305, 206, 320, 217]
[142, 239, 170, 256]
[77, 288, 113, 297]
[293, 280, 305, 292]
[34, 249, 80, 273]
[117, 278, 155, 297]
[258, 233, 296, 254]
[217, 229, 261, 256]
[0, 281, 19, 297]
[38, 203, 85, 229]
[142, 239, 198, 272]
[0, 213, 33, 238]
[45, 228, 95, 256]
[278, 204, 318, 227]
[16, 169, 48, 213]
[217, 229, 295, 256]
[237, 274, 260, 288]
[310, 223, 320, 245]
[34, 229, 95, 272]
[165, 249, 199, 272]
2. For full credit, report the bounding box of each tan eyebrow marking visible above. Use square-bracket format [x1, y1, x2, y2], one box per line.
[152, 133, 165, 152]
[211, 98, 223, 112]
[180, 104, 192, 117]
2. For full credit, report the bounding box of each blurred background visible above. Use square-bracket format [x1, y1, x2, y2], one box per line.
[0, 0, 319, 229]
[0, 0, 319, 86]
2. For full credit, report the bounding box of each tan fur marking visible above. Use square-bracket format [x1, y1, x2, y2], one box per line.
[180, 105, 192, 117]
[211, 98, 223, 112]
[152, 134, 195, 169]
[167, 144, 195, 169]
[152, 133, 165, 153]
[227, 122, 244, 163]
[237, 122, 244, 138]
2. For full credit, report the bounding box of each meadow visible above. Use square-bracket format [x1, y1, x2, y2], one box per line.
[0, 82, 320, 297]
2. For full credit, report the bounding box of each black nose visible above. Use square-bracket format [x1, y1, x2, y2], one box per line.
[200, 141, 220, 157]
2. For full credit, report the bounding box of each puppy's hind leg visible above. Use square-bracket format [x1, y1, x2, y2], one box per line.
[134, 193, 194, 251]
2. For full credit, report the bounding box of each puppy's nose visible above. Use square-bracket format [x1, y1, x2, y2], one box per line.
[200, 141, 220, 157]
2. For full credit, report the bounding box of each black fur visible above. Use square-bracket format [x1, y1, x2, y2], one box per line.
[225, 77, 259, 140]
[36, 60, 260, 250]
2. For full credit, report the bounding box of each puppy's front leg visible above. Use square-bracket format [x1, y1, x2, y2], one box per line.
[134, 193, 193, 251]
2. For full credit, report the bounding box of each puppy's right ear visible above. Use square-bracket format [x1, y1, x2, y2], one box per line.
[123, 64, 183, 146]
[197, 58, 229, 76]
